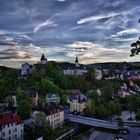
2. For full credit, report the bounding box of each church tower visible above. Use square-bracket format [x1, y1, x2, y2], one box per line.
[75, 56, 80, 67]
[40, 54, 47, 64]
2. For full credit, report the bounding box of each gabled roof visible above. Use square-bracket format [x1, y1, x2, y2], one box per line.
[25, 90, 38, 98]
[0, 112, 23, 126]
[59, 62, 86, 70]
[69, 93, 87, 103]
[46, 93, 60, 98]
[37, 102, 63, 116]
[67, 89, 81, 95]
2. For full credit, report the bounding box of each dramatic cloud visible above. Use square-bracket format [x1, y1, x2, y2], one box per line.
[57, 0, 67, 2]
[77, 12, 120, 24]
[112, 28, 140, 37]
[66, 41, 129, 64]
[34, 19, 57, 33]
[0, 0, 140, 67]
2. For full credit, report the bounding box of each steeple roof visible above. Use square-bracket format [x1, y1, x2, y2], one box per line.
[75, 56, 79, 63]
[40, 54, 47, 60]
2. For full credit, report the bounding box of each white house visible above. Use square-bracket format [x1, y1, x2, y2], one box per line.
[60, 57, 88, 75]
[33, 102, 64, 129]
[20, 63, 35, 76]
[95, 69, 102, 80]
[0, 112, 24, 140]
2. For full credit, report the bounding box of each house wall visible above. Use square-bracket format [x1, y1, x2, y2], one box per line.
[70, 100, 86, 113]
[0, 123, 24, 140]
[46, 111, 64, 129]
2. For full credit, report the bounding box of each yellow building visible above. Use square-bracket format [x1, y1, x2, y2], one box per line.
[69, 93, 87, 113]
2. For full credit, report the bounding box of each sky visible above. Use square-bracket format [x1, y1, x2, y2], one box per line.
[0, 0, 140, 68]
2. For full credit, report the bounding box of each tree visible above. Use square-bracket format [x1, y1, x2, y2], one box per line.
[5, 96, 14, 107]
[108, 100, 116, 117]
[95, 104, 109, 119]
[85, 99, 96, 117]
[17, 100, 32, 119]
[34, 112, 47, 127]
[118, 119, 124, 129]
[136, 111, 140, 120]
[115, 102, 121, 119]
[16, 86, 25, 103]
[126, 96, 135, 119]
[130, 19, 140, 57]
[34, 112, 54, 140]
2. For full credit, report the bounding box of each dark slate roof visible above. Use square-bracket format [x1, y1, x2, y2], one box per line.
[43, 102, 63, 115]
[46, 93, 60, 98]
[69, 93, 87, 103]
[25, 90, 38, 98]
[67, 89, 81, 95]
[59, 62, 86, 70]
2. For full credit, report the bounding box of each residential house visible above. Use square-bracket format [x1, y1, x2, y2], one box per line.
[20, 63, 35, 76]
[95, 69, 102, 80]
[46, 93, 60, 104]
[118, 89, 131, 98]
[25, 91, 38, 106]
[0, 112, 24, 140]
[66, 89, 81, 95]
[69, 93, 87, 113]
[33, 102, 64, 129]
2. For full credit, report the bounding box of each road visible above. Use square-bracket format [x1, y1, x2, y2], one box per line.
[65, 114, 140, 130]
[65, 114, 119, 130]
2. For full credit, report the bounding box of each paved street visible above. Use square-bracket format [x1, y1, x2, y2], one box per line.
[90, 131, 115, 140]
[89, 131, 140, 140]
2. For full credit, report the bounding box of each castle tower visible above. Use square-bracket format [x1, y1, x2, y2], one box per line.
[40, 54, 47, 64]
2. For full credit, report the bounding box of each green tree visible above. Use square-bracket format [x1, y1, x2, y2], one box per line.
[17, 100, 32, 119]
[115, 102, 121, 119]
[85, 99, 96, 117]
[95, 104, 109, 119]
[118, 119, 124, 129]
[130, 19, 140, 57]
[108, 100, 116, 117]
[5, 96, 14, 107]
[136, 111, 140, 120]
[126, 96, 135, 119]
[34, 112, 54, 140]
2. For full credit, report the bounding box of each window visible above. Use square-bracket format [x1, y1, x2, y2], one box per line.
[3, 132, 5, 136]
[8, 124, 9, 127]
[15, 128, 17, 132]
[9, 137, 11, 140]
[9, 130, 11, 134]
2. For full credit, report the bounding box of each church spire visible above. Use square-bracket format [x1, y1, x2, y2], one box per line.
[40, 54, 47, 64]
[75, 55, 80, 67]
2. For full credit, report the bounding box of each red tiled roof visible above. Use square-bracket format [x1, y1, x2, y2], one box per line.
[0, 112, 23, 126]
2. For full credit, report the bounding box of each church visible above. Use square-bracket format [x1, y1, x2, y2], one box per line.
[59, 56, 88, 75]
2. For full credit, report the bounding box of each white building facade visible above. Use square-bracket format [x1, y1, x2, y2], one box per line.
[0, 112, 24, 140]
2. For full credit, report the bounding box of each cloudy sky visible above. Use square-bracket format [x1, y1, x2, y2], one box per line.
[0, 0, 140, 68]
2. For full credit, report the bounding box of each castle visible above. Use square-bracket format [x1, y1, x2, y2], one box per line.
[20, 54, 87, 76]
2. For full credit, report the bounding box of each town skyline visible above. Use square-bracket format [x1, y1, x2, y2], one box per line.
[0, 0, 140, 68]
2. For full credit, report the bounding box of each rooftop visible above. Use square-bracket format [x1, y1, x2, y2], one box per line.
[0, 112, 23, 126]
